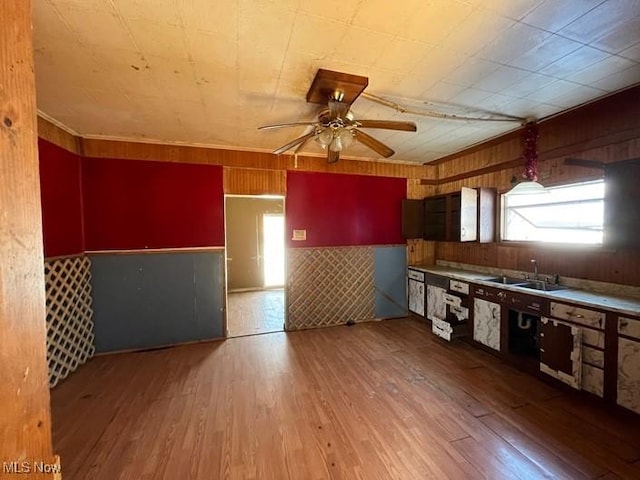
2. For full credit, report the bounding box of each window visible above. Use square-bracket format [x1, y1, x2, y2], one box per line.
[502, 180, 604, 244]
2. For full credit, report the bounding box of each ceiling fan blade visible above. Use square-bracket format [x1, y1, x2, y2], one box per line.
[353, 130, 395, 158]
[259, 122, 318, 130]
[294, 130, 320, 154]
[329, 100, 350, 120]
[356, 120, 417, 132]
[273, 131, 318, 155]
[327, 149, 340, 164]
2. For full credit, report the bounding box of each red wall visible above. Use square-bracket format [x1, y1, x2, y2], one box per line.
[38, 139, 84, 257]
[286, 171, 405, 247]
[82, 158, 224, 250]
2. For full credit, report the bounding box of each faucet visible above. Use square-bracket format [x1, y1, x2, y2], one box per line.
[530, 259, 538, 281]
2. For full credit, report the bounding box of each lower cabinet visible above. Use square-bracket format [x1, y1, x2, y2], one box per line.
[473, 298, 501, 351]
[407, 269, 425, 317]
[617, 316, 640, 414]
[426, 285, 447, 322]
[539, 317, 582, 389]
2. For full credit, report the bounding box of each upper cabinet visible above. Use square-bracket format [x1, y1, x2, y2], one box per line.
[402, 199, 425, 239]
[604, 160, 640, 249]
[422, 187, 496, 242]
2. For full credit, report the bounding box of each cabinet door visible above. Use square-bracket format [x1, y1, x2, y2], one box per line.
[473, 298, 500, 351]
[617, 337, 640, 414]
[426, 285, 447, 322]
[539, 317, 582, 389]
[459, 187, 478, 242]
[408, 279, 425, 317]
[423, 196, 447, 241]
[402, 199, 424, 239]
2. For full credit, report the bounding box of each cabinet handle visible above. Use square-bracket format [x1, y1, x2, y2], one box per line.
[620, 320, 629, 328]
[569, 312, 585, 319]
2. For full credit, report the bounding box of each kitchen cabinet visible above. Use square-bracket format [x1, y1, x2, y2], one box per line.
[473, 297, 501, 351]
[617, 315, 640, 414]
[604, 161, 640, 249]
[426, 284, 447, 322]
[539, 317, 582, 389]
[402, 199, 424, 239]
[547, 301, 606, 396]
[407, 268, 425, 317]
[423, 187, 495, 242]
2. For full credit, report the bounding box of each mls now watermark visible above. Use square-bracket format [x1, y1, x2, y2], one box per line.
[3, 461, 61, 474]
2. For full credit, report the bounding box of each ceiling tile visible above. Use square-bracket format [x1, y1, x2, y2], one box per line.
[559, 0, 640, 43]
[127, 20, 189, 60]
[472, 65, 531, 93]
[564, 55, 637, 85]
[593, 16, 640, 53]
[112, 0, 182, 26]
[591, 63, 640, 91]
[287, 14, 348, 57]
[475, 22, 551, 64]
[521, 0, 605, 32]
[481, 0, 545, 21]
[399, 0, 476, 46]
[619, 41, 640, 61]
[439, 9, 515, 55]
[60, 7, 134, 51]
[508, 34, 583, 71]
[446, 58, 502, 88]
[539, 45, 610, 77]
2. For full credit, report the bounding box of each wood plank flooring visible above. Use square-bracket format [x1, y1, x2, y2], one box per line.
[227, 290, 284, 337]
[50, 318, 640, 479]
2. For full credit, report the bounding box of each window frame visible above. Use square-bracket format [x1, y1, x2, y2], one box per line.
[499, 178, 605, 247]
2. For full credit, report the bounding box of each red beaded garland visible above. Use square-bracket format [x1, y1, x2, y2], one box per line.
[522, 121, 538, 182]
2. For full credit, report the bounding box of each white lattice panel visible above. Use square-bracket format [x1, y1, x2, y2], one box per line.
[45, 255, 95, 388]
[287, 247, 375, 330]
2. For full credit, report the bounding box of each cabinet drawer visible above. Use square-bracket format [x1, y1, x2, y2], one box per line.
[432, 317, 453, 341]
[582, 345, 604, 368]
[449, 280, 469, 295]
[582, 364, 604, 397]
[581, 327, 605, 349]
[408, 269, 425, 282]
[449, 304, 469, 321]
[549, 302, 605, 330]
[619, 316, 640, 340]
[443, 293, 462, 307]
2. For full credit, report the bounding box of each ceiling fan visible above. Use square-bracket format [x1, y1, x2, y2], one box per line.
[259, 69, 417, 163]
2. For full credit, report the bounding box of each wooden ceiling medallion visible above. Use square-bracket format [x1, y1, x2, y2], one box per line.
[305, 69, 369, 105]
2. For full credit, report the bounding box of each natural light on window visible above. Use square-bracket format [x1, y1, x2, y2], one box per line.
[502, 180, 604, 244]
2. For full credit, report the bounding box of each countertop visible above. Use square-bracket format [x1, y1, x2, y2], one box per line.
[409, 264, 640, 316]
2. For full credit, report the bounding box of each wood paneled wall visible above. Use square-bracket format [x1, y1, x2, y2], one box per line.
[80, 137, 429, 179]
[1, 1, 57, 476]
[432, 86, 640, 287]
[223, 167, 286, 195]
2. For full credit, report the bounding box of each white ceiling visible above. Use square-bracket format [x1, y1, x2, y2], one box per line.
[33, 0, 640, 164]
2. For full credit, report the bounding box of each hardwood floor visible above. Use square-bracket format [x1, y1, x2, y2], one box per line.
[51, 318, 640, 479]
[227, 289, 284, 337]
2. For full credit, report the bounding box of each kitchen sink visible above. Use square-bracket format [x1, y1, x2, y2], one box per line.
[516, 281, 568, 292]
[486, 276, 526, 285]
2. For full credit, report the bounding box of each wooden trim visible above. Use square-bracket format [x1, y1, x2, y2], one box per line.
[86, 246, 225, 255]
[421, 125, 640, 186]
[426, 128, 523, 166]
[44, 252, 86, 262]
[81, 138, 429, 179]
[37, 115, 81, 154]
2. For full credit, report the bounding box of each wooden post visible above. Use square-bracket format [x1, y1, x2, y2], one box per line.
[0, 1, 59, 478]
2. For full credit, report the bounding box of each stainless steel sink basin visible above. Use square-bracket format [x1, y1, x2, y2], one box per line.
[486, 276, 526, 285]
[516, 281, 568, 292]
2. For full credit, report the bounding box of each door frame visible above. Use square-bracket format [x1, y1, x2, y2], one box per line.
[223, 194, 287, 337]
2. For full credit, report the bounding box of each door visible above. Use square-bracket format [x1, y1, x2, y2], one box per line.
[539, 317, 582, 389]
[473, 298, 501, 351]
[408, 279, 425, 316]
[426, 285, 447, 322]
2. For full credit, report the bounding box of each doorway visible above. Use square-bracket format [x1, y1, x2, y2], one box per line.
[224, 195, 285, 337]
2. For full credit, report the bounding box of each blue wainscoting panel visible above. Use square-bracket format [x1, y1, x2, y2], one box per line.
[373, 245, 408, 318]
[90, 250, 224, 353]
